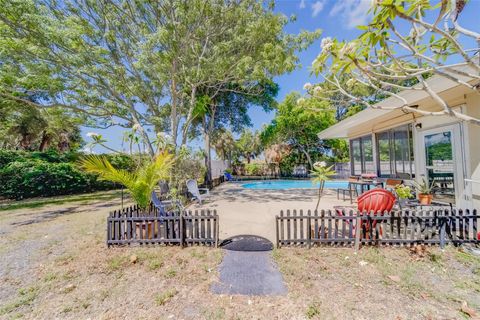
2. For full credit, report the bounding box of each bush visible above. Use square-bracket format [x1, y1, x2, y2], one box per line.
[244, 163, 262, 176]
[0, 160, 116, 200]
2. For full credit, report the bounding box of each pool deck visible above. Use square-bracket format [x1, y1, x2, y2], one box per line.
[189, 181, 356, 243]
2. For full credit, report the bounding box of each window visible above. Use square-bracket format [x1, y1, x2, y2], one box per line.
[375, 125, 415, 178]
[350, 135, 374, 175]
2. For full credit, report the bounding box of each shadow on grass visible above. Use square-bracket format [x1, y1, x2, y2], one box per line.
[0, 190, 125, 212]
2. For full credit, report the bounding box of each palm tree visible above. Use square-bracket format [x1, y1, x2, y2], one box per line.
[79, 152, 174, 209]
[311, 162, 336, 210]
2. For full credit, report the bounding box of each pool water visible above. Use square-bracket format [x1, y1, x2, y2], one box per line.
[241, 180, 348, 190]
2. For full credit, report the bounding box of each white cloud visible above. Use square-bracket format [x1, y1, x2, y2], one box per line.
[299, 0, 306, 9]
[311, 1, 325, 17]
[329, 0, 372, 29]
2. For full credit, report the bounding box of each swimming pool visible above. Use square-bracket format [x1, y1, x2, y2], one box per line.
[241, 180, 348, 190]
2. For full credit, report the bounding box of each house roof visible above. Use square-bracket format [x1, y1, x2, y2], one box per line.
[317, 67, 476, 139]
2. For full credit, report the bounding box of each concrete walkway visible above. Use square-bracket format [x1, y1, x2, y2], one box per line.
[190, 181, 352, 243]
[211, 250, 287, 296]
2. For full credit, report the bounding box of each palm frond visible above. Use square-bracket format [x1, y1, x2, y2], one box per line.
[78, 155, 136, 190]
[78, 152, 174, 209]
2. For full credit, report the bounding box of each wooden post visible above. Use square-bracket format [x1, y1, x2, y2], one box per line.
[179, 210, 185, 248]
[275, 216, 280, 249]
[439, 213, 446, 249]
[307, 211, 312, 249]
[214, 210, 219, 248]
[354, 212, 361, 251]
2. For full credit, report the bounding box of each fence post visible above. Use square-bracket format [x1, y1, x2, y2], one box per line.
[440, 215, 446, 249]
[354, 212, 361, 251]
[307, 211, 312, 249]
[179, 210, 185, 248]
[275, 216, 280, 249]
[214, 210, 219, 248]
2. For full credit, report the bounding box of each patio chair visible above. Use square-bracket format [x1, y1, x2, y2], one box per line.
[337, 176, 359, 203]
[224, 171, 236, 181]
[186, 179, 210, 204]
[384, 179, 403, 192]
[151, 191, 183, 216]
[335, 188, 396, 239]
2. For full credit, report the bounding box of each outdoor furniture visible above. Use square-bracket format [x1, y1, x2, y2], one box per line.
[350, 179, 383, 195]
[357, 188, 396, 213]
[356, 188, 396, 238]
[151, 191, 183, 215]
[224, 172, 236, 181]
[186, 179, 210, 204]
[337, 176, 360, 203]
[401, 199, 453, 211]
[384, 179, 403, 191]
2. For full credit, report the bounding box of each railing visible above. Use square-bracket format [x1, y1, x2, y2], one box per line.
[107, 204, 219, 247]
[276, 209, 479, 249]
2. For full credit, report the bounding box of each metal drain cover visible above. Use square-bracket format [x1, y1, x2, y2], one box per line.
[219, 235, 273, 251]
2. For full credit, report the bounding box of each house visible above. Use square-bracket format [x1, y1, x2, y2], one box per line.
[317, 70, 480, 209]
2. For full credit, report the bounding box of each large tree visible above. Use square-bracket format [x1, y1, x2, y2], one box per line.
[0, 0, 319, 156]
[191, 81, 278, 183]
[0, 96, 83, 151]
[311, 0, 480, 125]
[261, 92, 336, 169]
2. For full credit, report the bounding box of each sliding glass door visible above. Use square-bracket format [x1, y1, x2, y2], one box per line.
[418, 124, 465, 205]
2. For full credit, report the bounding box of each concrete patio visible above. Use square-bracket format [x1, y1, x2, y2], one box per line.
[189, 181, 354, 243]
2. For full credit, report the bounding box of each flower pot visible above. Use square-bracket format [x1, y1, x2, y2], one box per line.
[418, 194, 433, 205]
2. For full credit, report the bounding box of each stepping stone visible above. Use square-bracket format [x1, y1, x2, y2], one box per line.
[211, 235, 287, 296]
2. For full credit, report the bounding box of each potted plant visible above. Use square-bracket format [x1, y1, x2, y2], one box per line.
[413, 178, 436, 205]
[394, 184, 414, 207]
[311, 161, 336, 210]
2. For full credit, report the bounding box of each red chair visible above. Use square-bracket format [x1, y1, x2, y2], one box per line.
[357, 188, 396, 213]
[335, 188, 396, 240]
[357, 188, 396, 238]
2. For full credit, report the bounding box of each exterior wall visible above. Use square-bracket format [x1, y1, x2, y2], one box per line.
[211, 160, 229, 179]
[465, 93, 480, 208]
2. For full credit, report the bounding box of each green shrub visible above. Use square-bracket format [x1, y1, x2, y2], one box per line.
[244, 163, 262, 176]
[0, 160, 116, 200]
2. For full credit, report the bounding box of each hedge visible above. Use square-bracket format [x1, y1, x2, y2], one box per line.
[0, 150, 135, 200]
[0, 160, 117, 200]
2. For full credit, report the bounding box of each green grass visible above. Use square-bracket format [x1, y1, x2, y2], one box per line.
[0, 190, 124, 211]
[154, 289, 177, 306]
[106, 255, 129, 272]
[0, 287, 39, 315]
[305, 302, 322, 319]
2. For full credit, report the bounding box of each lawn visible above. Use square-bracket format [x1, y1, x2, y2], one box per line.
[0, 194, 479, 319]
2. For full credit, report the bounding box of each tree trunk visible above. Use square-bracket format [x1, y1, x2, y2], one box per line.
[299, 146, 313, 169]
[181, 86, 197, 146]
[315, 180, 325, 211]
[38, 131, 51, 151]
[203, 116, 212, 187]
[170, 60, 179, 149]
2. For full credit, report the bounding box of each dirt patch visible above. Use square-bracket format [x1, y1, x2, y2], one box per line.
[274, 246, 480, 320]
[1, 195, 479, 319]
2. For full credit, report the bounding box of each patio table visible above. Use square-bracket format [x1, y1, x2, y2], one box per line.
[350, 180, 384, 194]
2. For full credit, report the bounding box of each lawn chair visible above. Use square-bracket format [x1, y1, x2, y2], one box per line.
[224, 171, 236, 181]
[186, 179, 210, 204]
[147, 191, 183, 239]
[151, 191, 183, 216]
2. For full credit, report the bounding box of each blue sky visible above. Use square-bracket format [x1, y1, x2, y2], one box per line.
[82, 0, 480, 154]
